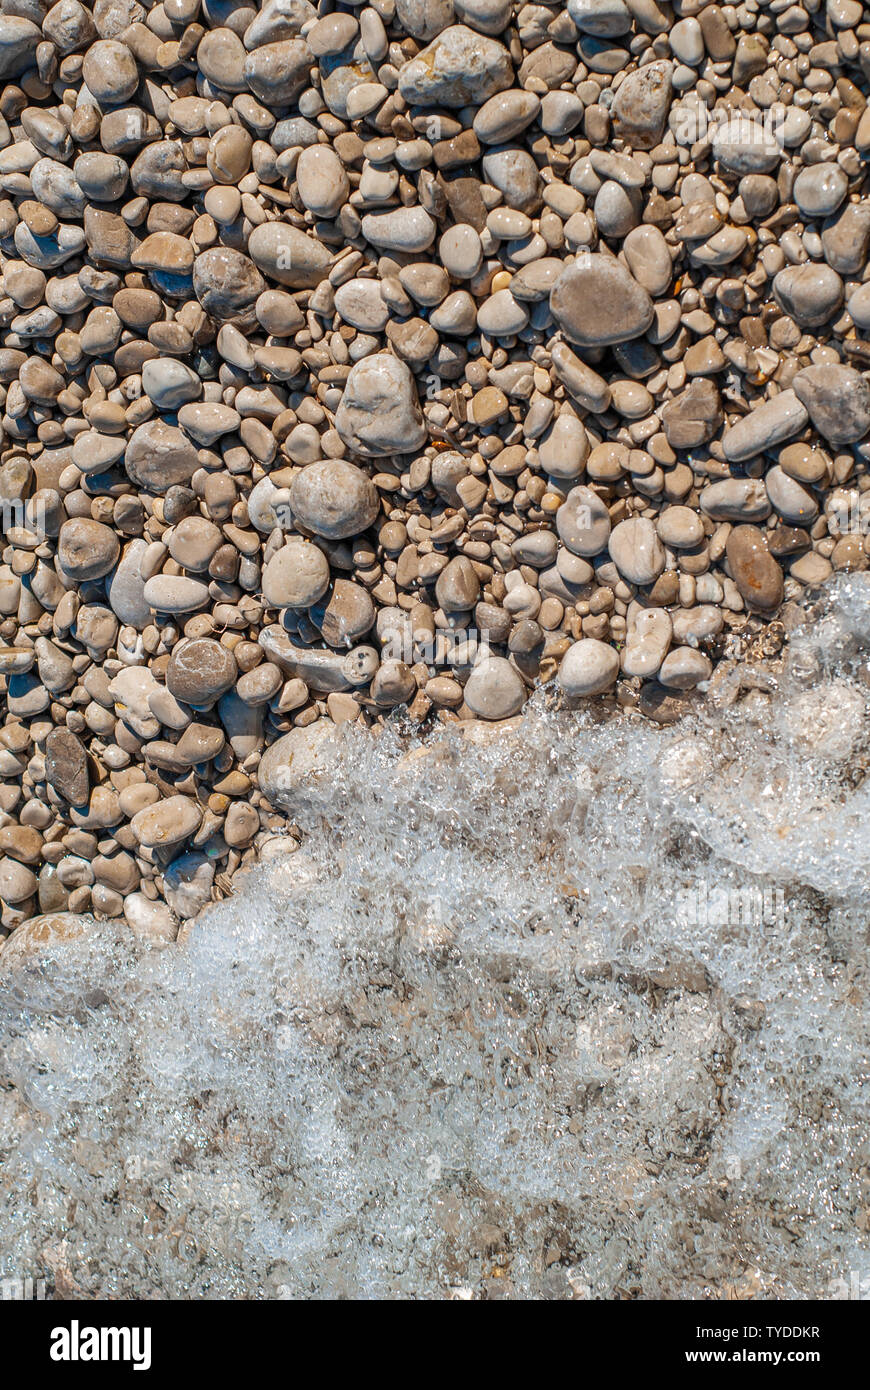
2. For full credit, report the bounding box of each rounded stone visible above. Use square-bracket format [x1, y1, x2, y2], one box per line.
[57, 518, 120, 581]
[166, 638, 238, 705]
[247, 222, 333, 289]
[295, 145, 349, 219]
[772, 264, 844, 328]
[289, 459, 380, 539]
[82, 39, 139, 104]
[436, 555, 481, 613]
[556, 485, 611, 556]
[725, 525, 784, 613]
[792, 364, 870, 447]
[125, 419, 198, 493]
[192, 248, 267, 327]
[656, 506, 704, 549]
[463, 656, 526, 719]
[793, 163, 848, 219]
[608, 516, 666, 586]
[398, 25, 514, 106]
[558, 638, 619, 697]
[130, 795, 203, 849]
[142, 575, 211, 613]
[335, 353, 427, 457]
[262, 538, 331, 609]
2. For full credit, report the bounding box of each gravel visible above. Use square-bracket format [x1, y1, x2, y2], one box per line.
[0, 0, 867, 932]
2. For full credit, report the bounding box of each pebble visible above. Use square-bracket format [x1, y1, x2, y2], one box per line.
[262, 538, 331, 609]
[463, 657, 526, 719]
[556, 485, 611, 556]
[57, 518, 120, 581]
[558, 639, 620, 697]
[793, 164, 848, 220]
[550, 254, 654, 347]
[608, 517, 666, 587]
[726, 526, 784, 613]
[257, 721, 340, 807]
[289, 459, 380, 539]
[611, 61, 673, 149]
[166, 638, 237, 706]
[658, 648, 712, 690]
[130, 795, 202, 849]
[142, 575, 211, 614]
[44, 728, 89, 806]
[773, 265, 844, 328]
[398, 26, 514, 106]
[722, 391, 809, 463]
[622, 606, 672, 678]
[335, 354, 427, 457]
[792, 366, 870, 447]
[765, 466, 819, 526]
[247, 223, 332, 289]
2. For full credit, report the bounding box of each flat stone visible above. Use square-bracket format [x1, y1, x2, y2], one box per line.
[712, 116, 782, 174]
[661, 379, 723, 449]
[622, 606, 672, 678]
[550, 253, 654, 347]
[567, 0, 631, 36]
[699, 477, 771, 522]
[473, 89, 540, 144]
[793, 163, 848, 219]
[0, 17, 41, 80]
[310, 579, 376, 646]
[657, 647, 712, 690]
[792, 365, 870, 447]
[765, 465, 818, 525]
[259, 626, 354, 692]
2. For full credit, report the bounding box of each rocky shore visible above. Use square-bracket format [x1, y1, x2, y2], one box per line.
[0, 0, 869, 937]
[0, 574, 867, 1298]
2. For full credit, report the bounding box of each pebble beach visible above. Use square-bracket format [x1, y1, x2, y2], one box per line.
[0, 0, 868, 1302]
